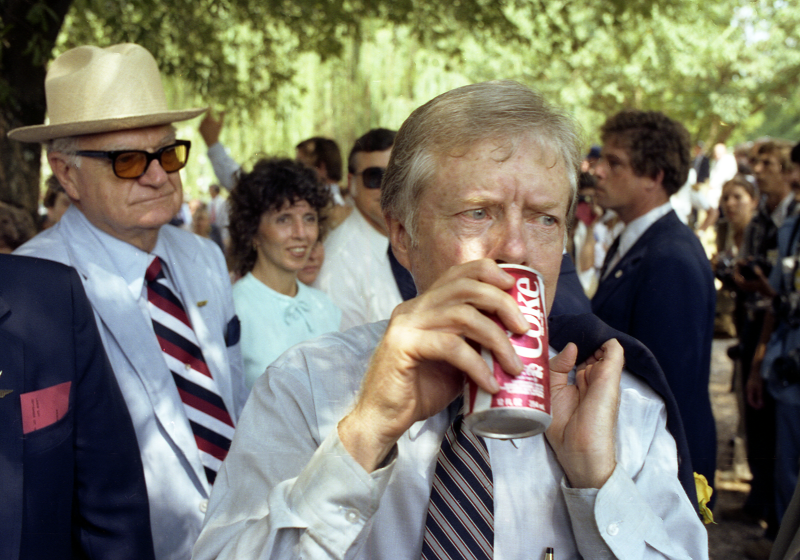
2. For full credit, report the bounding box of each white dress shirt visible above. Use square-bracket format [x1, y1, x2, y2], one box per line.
[314, 209, 402, 330]
[194, 321, 708, 560]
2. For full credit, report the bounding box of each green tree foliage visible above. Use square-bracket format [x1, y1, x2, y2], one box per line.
[2, 0, 799, 210]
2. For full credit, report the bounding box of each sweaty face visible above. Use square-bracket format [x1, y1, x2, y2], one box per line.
[592, 138, 651, 224]
[350, 148, 392, 235]
[402, 134, 570, 313]
[56, 125, 183, 250]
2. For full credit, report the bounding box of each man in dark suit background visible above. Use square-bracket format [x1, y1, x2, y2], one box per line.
[591, 110, 717, 491]
[0, 254, 154, 560]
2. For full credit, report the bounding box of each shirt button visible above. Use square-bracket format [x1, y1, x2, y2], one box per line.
[344, 509, 360, 523]
[607, 522, 619, 536]
[199, 500, 208, 513]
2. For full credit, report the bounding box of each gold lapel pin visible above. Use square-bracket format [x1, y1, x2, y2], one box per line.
[615, 270, 623, 279]
[0, 389, 13, 398]
[197, 300, 208, 308]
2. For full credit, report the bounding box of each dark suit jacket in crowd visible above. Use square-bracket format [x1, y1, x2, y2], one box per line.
[591, 210, 717, 487]
[550, 253, 592, 317]
[0, 254, 155, 560]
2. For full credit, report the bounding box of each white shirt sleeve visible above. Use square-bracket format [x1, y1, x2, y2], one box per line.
[193, 344, 391, 560]
[207, 142, 242, 191]
[561, 382, 708, 560]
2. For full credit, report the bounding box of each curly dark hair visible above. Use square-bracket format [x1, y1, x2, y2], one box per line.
[228, 157, 331, 277]
[600, 110, 691, 196]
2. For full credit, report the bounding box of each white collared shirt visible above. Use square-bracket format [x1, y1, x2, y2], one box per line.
[194, 321, 708, 560]
[85, 215, 181, 324]
[313, 209, 402, 330]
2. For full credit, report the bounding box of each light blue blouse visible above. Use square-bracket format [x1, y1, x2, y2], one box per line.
[233, 272, 341, 389]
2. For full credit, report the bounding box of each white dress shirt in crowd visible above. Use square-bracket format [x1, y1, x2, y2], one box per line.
[16, 206, 247, 560]
[314, 209, 402, 330]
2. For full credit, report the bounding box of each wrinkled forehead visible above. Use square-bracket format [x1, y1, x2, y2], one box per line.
[428, 134, 572, 195]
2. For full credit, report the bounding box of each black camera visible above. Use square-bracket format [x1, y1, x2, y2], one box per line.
[715, 255, 736, 285]
[773, 348, 800, 387]
[738, 261, 760, 281]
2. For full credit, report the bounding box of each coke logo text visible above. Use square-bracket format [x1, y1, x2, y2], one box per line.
[515, 277, 545, 359]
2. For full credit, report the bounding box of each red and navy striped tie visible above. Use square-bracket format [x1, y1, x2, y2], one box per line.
[421, 405, 494, 560]
[145, 257, 234, 485]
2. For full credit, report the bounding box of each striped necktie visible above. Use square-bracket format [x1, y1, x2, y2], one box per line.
[421, 401, 494, 560]
[145, 257, 234, 485]
[600, 234, 622, 280]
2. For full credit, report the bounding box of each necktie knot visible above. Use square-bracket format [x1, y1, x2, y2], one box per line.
[601, 234, 622, 279]
[146, 256, 163, 283]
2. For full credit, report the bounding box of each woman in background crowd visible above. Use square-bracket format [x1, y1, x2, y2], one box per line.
[297, 239, 325, 286]
[715, 175, 759, 337]
[228, 158, 341, 389]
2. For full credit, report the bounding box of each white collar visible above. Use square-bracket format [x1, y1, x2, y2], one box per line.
[68, 206, 169, 300]
[616, 201, 673, 262]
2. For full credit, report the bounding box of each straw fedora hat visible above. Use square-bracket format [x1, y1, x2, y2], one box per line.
[8, 43, 206, 143]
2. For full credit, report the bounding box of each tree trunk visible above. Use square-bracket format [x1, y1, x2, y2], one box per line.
[1, 0, 73, 215]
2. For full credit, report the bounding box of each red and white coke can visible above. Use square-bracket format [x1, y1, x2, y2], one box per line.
[464, 264, 551, 439]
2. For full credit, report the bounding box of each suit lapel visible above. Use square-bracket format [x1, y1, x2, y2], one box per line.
[58, 215, 209, 490]
[593, 212, 673, 308]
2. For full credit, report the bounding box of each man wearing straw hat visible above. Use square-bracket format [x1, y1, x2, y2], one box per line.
[10, 43, 248, 560]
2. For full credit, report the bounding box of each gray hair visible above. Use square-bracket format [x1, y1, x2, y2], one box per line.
[46, 136, 81, 168]
[381, 80, 582, 242]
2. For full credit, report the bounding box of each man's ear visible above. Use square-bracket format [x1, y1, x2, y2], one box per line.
[651, 169, 666, 192]
[386, 212, 412, 271]
[48, 153, 81, 202]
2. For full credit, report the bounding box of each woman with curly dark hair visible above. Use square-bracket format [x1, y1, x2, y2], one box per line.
[229, 157, 341, 389]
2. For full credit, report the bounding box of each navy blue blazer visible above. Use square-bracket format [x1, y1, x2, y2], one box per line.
[591, 210, 717, 487]
[0, 255, 155, 560]
[550, 253, 592, 317]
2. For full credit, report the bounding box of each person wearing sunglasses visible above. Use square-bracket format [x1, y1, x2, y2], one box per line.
[313, 128, 413, 330]
[10, 43, 248, 560]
